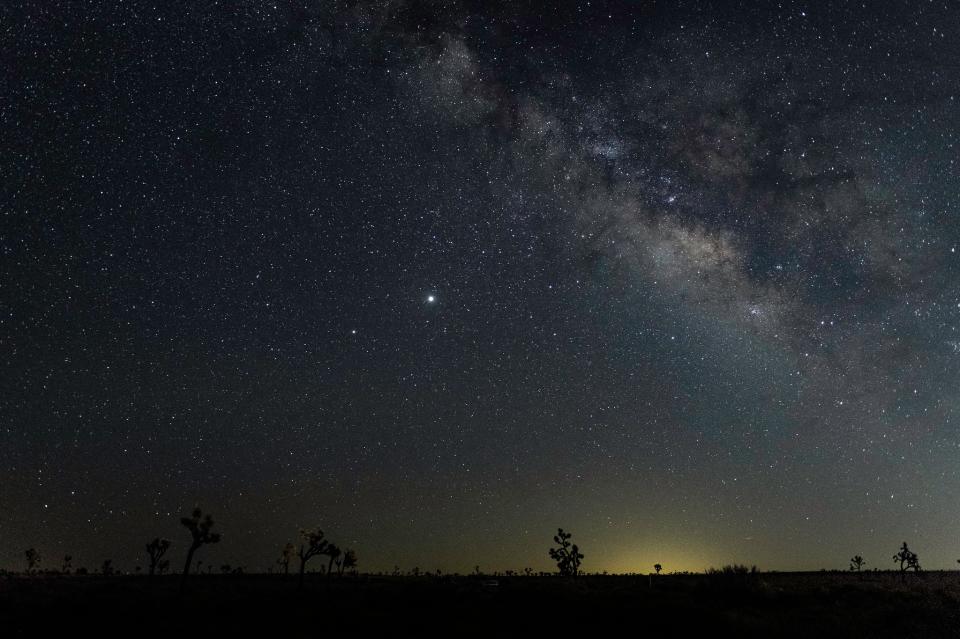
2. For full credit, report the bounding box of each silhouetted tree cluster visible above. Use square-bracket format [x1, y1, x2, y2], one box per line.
[37, 505, 949, 586]
[293, 527, 357, 587]
[548, 528, 583, 577]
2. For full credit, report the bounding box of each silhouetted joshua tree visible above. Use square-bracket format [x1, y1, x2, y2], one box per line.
[654, 563, 662, 574]
[62, 555, 73, 574]
[893, 542, 920, 579]
[548, 528, 584, 577]
[339, 549, 357, 577]
[850, 555, 866, 573]
[326, 544, 342, 579]
[146, 538, 171, 576]
[102, 559, 113, 576]
[25, 548, 40, 574]
[278, 542, 295, 575]
[179, 508, 221, 593]
[297, 527, 329, 590]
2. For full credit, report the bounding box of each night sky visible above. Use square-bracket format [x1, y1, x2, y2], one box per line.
[4, 1, 960, 575]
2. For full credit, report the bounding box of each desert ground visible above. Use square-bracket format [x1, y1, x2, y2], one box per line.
[3, 570, 960, 637]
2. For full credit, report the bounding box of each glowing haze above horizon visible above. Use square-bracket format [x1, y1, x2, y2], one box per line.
[4, 0, 960, 575]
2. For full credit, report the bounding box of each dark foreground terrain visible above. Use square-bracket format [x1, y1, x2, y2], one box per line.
[3, 571, 960, 637]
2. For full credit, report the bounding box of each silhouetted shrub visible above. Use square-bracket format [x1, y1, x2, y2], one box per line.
[705, 564, 759, 592]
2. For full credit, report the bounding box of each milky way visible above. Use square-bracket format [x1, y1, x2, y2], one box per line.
[4, 1, 960, 573]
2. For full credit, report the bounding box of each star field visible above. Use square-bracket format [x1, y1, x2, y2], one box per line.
[3, 0, 960, 574]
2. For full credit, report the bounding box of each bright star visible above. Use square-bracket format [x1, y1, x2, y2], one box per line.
[427, 295, 436, 303]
